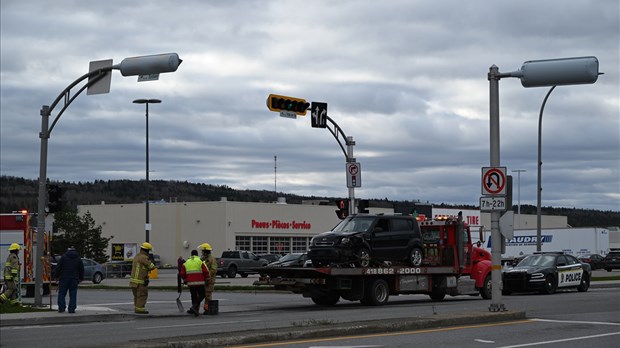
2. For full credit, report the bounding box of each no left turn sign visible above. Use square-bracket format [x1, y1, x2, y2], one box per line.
[481, 167, 506, 195]
[346, 162, 361, 188]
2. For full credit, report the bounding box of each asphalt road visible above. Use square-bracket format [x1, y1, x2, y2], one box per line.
[1, 268, 618, 348]
[2, 279, 619, 347]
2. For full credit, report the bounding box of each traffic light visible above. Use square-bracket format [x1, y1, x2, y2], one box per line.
[267, 94, 310, 116]
[358, 199, 369, 214]
[335, 199, 349, 220]
[47, 184, 65, 213]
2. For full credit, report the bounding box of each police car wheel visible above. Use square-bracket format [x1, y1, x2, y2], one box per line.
[541, 275, 556, 295]
[577, 273, 590, 292]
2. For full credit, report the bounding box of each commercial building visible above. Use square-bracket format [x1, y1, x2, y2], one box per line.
[78, 199, 567, 267]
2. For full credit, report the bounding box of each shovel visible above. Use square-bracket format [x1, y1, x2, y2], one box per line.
[176, 273, 184, 312]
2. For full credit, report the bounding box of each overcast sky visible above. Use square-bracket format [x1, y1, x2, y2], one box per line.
[1, 0, 618, 211]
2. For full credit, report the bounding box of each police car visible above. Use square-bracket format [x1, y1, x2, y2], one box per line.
[502, 252, 591, 295]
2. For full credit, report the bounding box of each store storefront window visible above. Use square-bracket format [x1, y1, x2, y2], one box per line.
[292, 237, 309, 253]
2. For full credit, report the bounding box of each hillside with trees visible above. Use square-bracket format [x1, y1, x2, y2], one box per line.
[1, 175, 618, 227]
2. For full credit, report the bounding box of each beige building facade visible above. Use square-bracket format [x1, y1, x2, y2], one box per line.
[78, 200, 567, 266]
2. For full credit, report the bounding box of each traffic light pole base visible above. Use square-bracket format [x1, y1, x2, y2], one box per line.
[488, 303, 507, 312]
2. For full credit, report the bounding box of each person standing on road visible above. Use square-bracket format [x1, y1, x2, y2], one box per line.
[180, 249, 209, 316]
[130, 242, 156, 314]
[199, 243, 218, 314]
[0, 243, 21, 306]
[53, 246, 85, 313]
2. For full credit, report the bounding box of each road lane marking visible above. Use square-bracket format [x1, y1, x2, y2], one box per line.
[496, 332, 620, 348]
[531, 318, 620, 326]
[474, 339, 495, 343]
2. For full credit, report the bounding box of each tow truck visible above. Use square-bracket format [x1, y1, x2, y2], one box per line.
[254, 213, 492, 306]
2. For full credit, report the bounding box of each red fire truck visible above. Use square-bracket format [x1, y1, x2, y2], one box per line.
[255, 213, 492, 306]
[0, 210, 52, 296]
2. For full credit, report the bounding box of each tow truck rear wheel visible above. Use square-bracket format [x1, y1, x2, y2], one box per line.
[429, 287, 446, 301]
[362, 278, 390, 306]
[311, 294, 340, 306]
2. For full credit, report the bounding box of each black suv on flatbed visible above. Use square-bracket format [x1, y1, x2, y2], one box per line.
[308, 214, 424, 267]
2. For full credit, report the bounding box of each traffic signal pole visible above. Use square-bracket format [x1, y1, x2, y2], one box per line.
[266, 96, 358, 214]
[323, 115, 356, 215]
[346, 136, 356, 216]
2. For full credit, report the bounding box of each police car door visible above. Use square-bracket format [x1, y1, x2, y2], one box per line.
[556, 255, 583, 288]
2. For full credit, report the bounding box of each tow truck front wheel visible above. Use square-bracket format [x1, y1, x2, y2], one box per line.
[480, 274, 492, 299]
[362, 278, 390, 306]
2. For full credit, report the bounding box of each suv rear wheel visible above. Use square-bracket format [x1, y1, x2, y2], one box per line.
[355, 247, 371, 268]
[409, 247, 423, 267]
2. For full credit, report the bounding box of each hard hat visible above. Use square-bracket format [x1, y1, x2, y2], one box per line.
[9, 243, 21, 251]
[199, 243, 212, 251]
[140, 242, 153, 251]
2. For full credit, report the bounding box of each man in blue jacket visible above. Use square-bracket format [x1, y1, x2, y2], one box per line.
[54, 247, 85, 313]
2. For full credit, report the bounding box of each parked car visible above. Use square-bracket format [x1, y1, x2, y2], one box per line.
[267, 253, 308, 267]
[257, 254, 282, 263]
[216, 250, 269, 278]
[577, 253, 606, 270]
[105, 260, 133, 278]
[82, 258, 106, 284]
[308, 214, 424, 268]
[502, 252, 591, 295]
[603, 251, 620, 272]
[51, 256, 106, 284]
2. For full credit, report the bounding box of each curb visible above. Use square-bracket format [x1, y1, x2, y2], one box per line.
[113, 311, 527, 348]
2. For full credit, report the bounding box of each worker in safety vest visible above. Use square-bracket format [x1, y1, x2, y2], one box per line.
[180, 249, 209, 316]
[199, 242, 218, 314]
[0, 243, 21, 305]
[130, 242, 156, 314]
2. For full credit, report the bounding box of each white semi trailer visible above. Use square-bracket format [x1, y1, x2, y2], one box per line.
[483, 227, 610, 260]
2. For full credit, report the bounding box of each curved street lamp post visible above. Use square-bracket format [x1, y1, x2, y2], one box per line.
[487, 56, 599, 313]
[34, 53, 181, 305]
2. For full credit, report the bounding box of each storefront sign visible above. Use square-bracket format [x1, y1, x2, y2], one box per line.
[251, 219, 311, 230]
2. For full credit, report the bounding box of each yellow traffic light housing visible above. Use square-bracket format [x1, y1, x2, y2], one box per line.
[267, 94, 310, 116]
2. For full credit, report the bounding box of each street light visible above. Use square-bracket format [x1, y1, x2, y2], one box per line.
[487, 56, 599, 313]
[511, 169, 526, 229]
[34, 53, 181, 306]
[133, 99, 162, 243]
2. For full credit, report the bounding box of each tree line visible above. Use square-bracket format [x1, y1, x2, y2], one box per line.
[1, 175, 618, 228]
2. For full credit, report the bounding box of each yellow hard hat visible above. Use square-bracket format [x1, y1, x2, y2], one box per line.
[140, 242, 153, 251]
[199, 243, 212, 251]
[9, 243, 21, 251]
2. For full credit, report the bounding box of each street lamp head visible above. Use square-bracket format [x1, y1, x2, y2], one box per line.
[115, 53, 182, 77]
[516, 56, 600, 88]
[133, 99, 162, 104]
